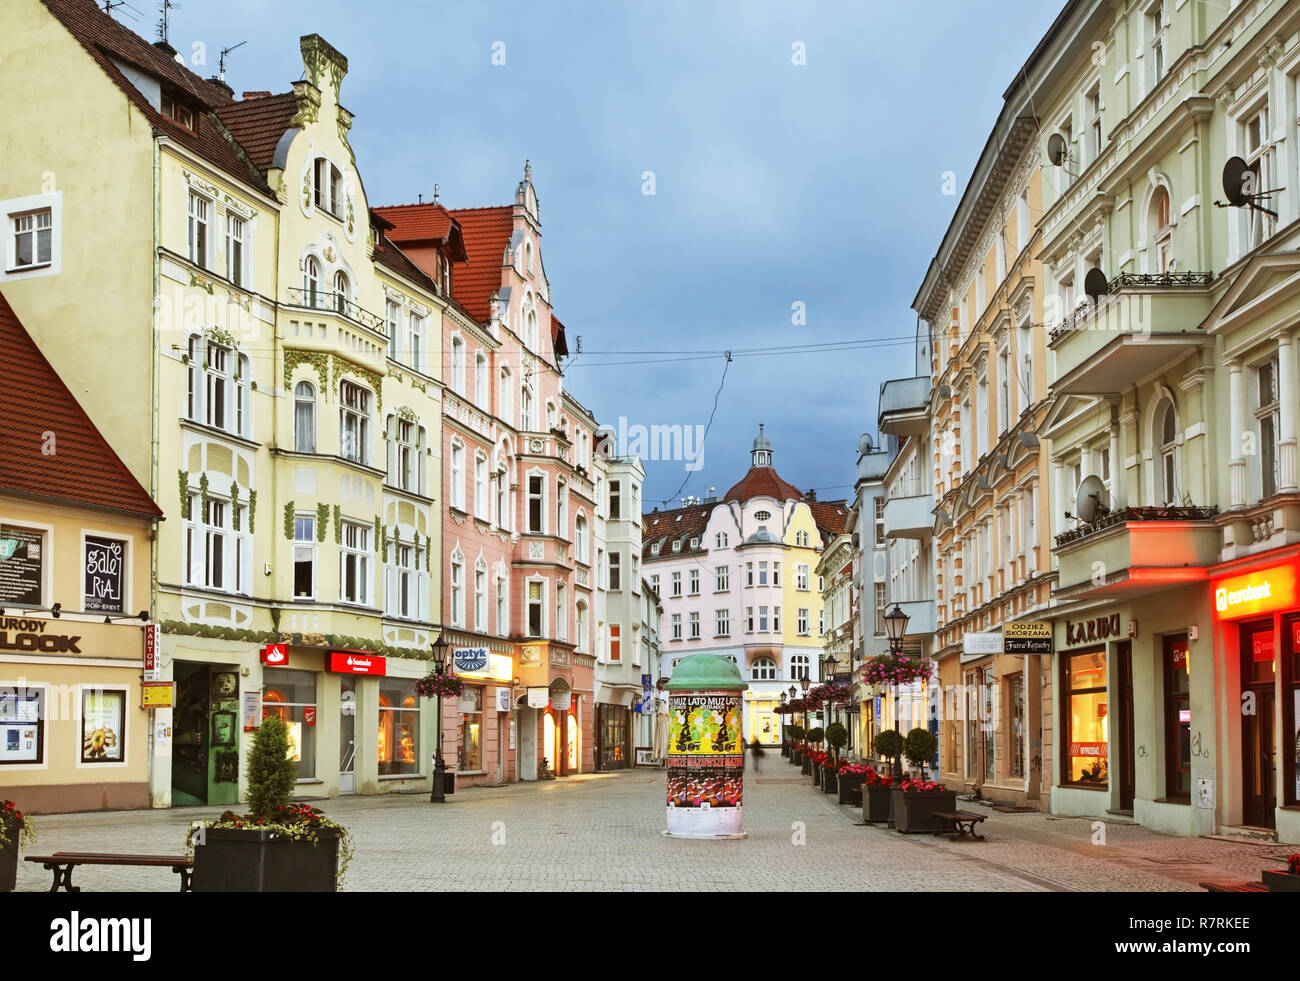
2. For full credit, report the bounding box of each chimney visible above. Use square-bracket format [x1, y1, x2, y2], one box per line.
[299, 34, 348, 91]
[242, 90, 271, 100]
[206, 77, 234, 99]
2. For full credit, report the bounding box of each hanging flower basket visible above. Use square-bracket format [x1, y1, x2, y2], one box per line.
[1, 800, 37, 893]
[861, 653, 932, 687]
[808, 683, 854, 706]
[414, 673, 465, 699]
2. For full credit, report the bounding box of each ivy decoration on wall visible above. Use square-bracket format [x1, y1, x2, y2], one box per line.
[178, 470, 190, 520]
[333, 505, 342, 544]
[426, 533, 432, 572]
[374, 515, 382, 556]
[230, 483, 241, 530]
[249, 490, 258, 533]
[283, 502, 295, 541]
[283, 348, 330, 394]
[198, 474, 210, 518]
[396, 405, 418, 423]
[317, 503, 329, 542]
[381, 524, 389, 563]
[204, 325, 238, 351]
[331, 355, 384, 410]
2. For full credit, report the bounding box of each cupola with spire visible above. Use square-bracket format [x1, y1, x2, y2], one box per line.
[751, 423, 773, 467]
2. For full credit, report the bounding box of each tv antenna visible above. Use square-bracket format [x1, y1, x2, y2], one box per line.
[103, 0, 139, 18]
[219, 41, 247, 81]
[1214, 156, 1281, 219]
[156, 0, 180, 45]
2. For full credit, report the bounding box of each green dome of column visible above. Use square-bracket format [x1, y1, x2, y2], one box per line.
[664, 653, 748, 691]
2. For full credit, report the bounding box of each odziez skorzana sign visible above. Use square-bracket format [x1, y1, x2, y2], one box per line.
[0, 617, 81, 652]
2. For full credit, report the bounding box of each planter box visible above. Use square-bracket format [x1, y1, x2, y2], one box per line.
[1262, 870, 1300, 892]
[192, 826, 341, 892]
[0, 820, 17, 893]
[801, 757, 812, 775]
[821, 768, 838, 794]
[891, 789, 958, 834]
[863, 784, 893, 823]
[811, 763, 823, 784]
[838, 773, 865, 806]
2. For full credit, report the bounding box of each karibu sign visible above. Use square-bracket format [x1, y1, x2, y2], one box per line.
[1064, 614, 1122, 647]
[1213, 560, 1298, 621]
[1004, 621, 1053, 655]
[328, 651, 386, 676]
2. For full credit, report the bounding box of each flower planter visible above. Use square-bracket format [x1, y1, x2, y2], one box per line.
[811, 762, 823, 784]
[891, 789, 958, 834]
[0, 820, 17, 893]
[863, 784, 893, 824]
[801, 757, 812, 775]
[192, 826, 341, 892]
[821, 768, 838, 794]
[1262, 870, 1300, 893]
[838, 773, 865, 806]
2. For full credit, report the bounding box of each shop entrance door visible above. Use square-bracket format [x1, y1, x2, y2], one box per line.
[339, 680, 356, 794]
[518, 705, 537, 780]
[1242, 623, 1277, 828]
[1118, 642, 1135, 811]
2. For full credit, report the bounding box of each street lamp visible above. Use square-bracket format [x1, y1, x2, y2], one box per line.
[882, 604, 910, 780]
[778, 690, 789, 756]
[822, 652, 839, 742]
[799, 672, 810, 742]
[429, 633, 452, 803]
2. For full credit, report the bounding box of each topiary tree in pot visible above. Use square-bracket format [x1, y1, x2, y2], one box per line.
[824, 722, 848, 765]
[902, 727, 938, 781]
[188, 716, 354, 891]
[874, 728, 902, 768]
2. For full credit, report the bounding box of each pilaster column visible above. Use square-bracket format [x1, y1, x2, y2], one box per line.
[1108, 423, 1121, 511]
[1052, 458, 1065, 537]
[1228, 360, 1247, 508]
[1277, 332, 1297, 492]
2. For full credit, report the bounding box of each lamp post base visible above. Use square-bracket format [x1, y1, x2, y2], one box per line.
[430, 757, 446, 803]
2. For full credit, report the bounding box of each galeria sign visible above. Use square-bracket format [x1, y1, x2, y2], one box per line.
[1212, 561, 1298, 621]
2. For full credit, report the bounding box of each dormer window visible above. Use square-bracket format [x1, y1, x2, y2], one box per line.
[161, 92, 196, 131]
[754, 510, 772, 521]
[672, 541, 681, 553]
[313, 157, 344, 219]
[689, 537, 699, 549]
[651, 543, 660, 556]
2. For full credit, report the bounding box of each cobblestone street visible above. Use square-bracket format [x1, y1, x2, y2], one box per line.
[12, 762, 1291, 892]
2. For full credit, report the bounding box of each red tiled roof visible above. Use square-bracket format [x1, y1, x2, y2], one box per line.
[214, 92, 299, 174]
[369, 219, 440, 296]
[445, 206, 514, 323]
[43, 0, 272, 196]
[723, 466, 804, 504]
[550, 313, 569, 357]
[809, 501, 851, 544]
[642, 503, 714, 559]
[0, 293, 161, 518]
[372, 203, 468, 263]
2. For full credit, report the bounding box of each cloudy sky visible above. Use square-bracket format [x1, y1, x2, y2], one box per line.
[158, 0, 1063, 509]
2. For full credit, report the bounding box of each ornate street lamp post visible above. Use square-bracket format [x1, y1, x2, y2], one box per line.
[799, 673, 810, 742]
[429, 633, 452, 803]
[883, 604, 910, 781]
[778, 690, 789, 756]
[822, 651, 839, 735]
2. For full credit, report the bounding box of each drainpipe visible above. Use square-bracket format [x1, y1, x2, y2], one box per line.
[149, 137, 161, 806]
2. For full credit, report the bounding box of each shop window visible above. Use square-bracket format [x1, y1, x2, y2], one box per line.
[600, 706, 628, 766]
[262, 669, 317, 779]
[458, 685, 483, 771]
[1163, 635, 1191, 799]
[0, 523, 45, 605]
[1288, 616, 1300, 806]
[378, 680, 420, 776]
[1062, 650, 1108, 786]
[79, 688, 127, 765]
[0, 685, 46, 766]
[1008, 673, 1025, 779]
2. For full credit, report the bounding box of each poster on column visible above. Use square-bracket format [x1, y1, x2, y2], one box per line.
[666, 690, 743, 809]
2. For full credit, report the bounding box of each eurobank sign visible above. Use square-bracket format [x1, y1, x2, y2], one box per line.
[1212, 559, 1298, 621]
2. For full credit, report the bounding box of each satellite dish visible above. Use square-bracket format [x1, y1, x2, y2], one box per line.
[1047, 133, 1068, 167]
[1075, 474, 1109, 523]
[1083, 268, 1109, 300]
[1222, 156, 1252, 206]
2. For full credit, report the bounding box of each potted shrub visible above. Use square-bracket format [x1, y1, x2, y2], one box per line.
[838, 761, 871, 806]
[861, 767, 894, 823]
[872, 730, 903, 824]
[824, 723, 848, 764]
[0, 800, 37, 893]
[1262, 854, 1300, 892]
[891, 778, 957, 834]
[902, 727, 938, 781]
[804, 729, 824, 777]
[787, 724, 805, 765]
[188, 716, 354, 891]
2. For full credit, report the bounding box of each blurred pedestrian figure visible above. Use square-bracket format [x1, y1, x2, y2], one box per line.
[749, 737, 764, 773]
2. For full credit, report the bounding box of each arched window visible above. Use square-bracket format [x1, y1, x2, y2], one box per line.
[496, 460, 510, 531]
[474, 452, 489, 518]
[499, 365, 513, 424]
[313, 157, 343, 217]
[475, 352, 488, 408]
[449, 549, 465, 627]
[1157, 398, 1178, 505]
[525, 240, 534, 274]
[339, 380, 370, 464]
[521, 386, 534, 431]
[451, 337, 466, 395]
[303, 256, 321, 307]
[752, 657, 778, 681]
[450, 440, 465, 510]
[790, 653, 810, 681]
[575, 514, 588, 563]
[546, 401, 557, 432]
[333, 271, 349, 314]
[1150, 185, 1172, 275]
[575, 600, 587, 653]
[294, 381, 316, 452]
[526, 309, 539, 351]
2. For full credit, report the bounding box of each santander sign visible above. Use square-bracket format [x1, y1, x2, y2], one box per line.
[328, 651, 387, 676]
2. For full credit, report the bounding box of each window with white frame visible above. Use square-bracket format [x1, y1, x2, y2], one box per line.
[1258, 358, 1281, 499]
[874, 497, 885, 544]
[390, 542, 416, 619]
[773, 606, 781, 631]
[798, 608, 810, 635]
[500, 366, 513, 424]
[609, 481, 621, 520]
[187, 193, 209, 268]
[496, 462, 509, 531]
[715, 565, 729, 592]
[1149, 185, 1172, 274]
[608, 622, 620, 660]
[574, 599, 586, 651]
[556, 481, 568, 538]
[773, 562, 781, 586]
[293, 515, 315, 598]
[745, 607, 754, 632]
[497, 569, 509, 637]
[790, 653, 810, 681]
[1146, 2, 1165, 92]
[631, 555, 639, 589]
[9, 207, 53, 271]
[715, 609, 730, 636]
[758, 606, 769, 631]
[671, 614, 682, 641]
[527, 474, 544, 533]
[339, 381, 370, 464]
[475, 353, 488, 408]
[650, 573, 660, 593]
[745, 562, 753, 586]
[520, 385, 535, 431]
[225, 214, 247, 287]
[715, 532, 728, 548]
[575, 514, 588, 563]
[1059, 116, 1075, 190]
[818, 609, 824, 634]
[874, 582, 887, 635]
[333, 271, 350, 314]
[450, 442, 465, 510]
[294, 382, 316, 453]
[689, 611, 700, 639]
[303, 255, 321, 307]
[1085, 83, 1102, 165]
[476, 560, 488, 631]
[1241, 103, 1277, 250]
[1156, 398, 1179, 505]
[1017, 312, 1033, 414]
[450, 552, 465, 627]
[610, 552, 621, 591]
[796, 564, 809, 591]
[671, 571, 682, 597]
[408, 314, 425, 374]
[313, 157, 343, 218]
[752, 657, 777, 681]
[339, 522, 370, 605]
[385, 300, 401, 361]
[391, 418, 419, 492]
[451, 337, 466, 395]
[475, 453, 489, 518]
[688, 568, 699, 595]
[998, 346, 1010, 435]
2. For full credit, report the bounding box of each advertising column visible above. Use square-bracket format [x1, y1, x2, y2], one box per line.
[664, 653, 748, 839]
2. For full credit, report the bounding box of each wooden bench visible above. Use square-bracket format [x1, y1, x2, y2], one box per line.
[25, 852, 193, 892]
[933, 810, 986, 840]
[1199, 880, 1266, 893]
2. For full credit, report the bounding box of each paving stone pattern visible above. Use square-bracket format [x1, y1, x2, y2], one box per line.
[12, 761, 1288, 892]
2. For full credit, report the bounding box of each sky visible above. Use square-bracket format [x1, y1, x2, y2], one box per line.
[143, 0, 1065, 510]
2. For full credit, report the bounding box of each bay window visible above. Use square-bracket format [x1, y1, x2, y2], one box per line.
[339, 380, 370, 464]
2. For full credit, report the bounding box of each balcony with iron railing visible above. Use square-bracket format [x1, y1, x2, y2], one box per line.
[1048, 272, 1215, 396]
[284, 288, 388, 334]
[1053, 504, 1220, 598]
